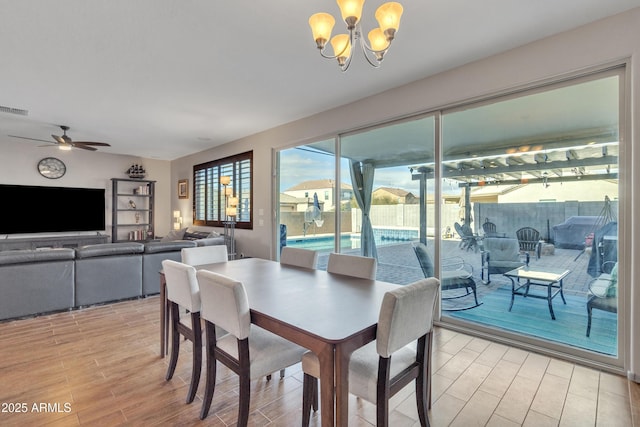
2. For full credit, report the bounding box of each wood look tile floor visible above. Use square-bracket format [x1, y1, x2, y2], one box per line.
[0, 296, 637, 426]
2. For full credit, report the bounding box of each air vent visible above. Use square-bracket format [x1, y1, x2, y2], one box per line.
[0, 105, 28, 116]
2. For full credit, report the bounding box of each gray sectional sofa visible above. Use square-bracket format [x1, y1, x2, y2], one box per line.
[0, 235, 227, 321]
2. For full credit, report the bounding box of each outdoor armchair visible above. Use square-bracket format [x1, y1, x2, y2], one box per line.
[413, 242, 480, 310]
[481, 237, 528, 284]
[516, 227, 542, 259]
[586, 261, 618, 337]
[454, 222, 479, 252]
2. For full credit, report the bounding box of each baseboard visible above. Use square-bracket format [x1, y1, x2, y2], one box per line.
[627, 371, 640, 383]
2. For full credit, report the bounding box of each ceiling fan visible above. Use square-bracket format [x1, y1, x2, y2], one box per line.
[9, 125, 111, 151]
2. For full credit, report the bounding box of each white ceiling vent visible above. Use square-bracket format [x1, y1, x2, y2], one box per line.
[0, 105, 28, 116]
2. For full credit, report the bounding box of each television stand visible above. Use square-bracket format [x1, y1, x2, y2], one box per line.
[0, 234, 109, 251]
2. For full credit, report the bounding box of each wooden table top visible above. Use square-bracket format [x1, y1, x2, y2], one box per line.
[194, 257, 400, 342]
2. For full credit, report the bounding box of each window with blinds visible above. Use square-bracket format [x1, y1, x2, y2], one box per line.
[193, 151, 253, 229]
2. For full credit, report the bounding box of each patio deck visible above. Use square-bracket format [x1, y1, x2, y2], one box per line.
[312, 237, 616, 355]
[316, 237, 594, 297]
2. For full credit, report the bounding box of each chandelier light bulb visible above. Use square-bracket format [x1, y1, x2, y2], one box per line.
[330, 34, 352, 65]
[309, 13, 335, 49]
[375, 2, 403, 40]
[368, 28, 389, 57]
[336, 0, 365, 29]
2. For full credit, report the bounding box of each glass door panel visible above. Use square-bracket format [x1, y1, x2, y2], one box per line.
[438, 72, 621, 358]
[339, 116, 436, 281]
[277, 139, 336, 269]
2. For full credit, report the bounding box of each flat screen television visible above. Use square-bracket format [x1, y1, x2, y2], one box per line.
[0, 184, 105, 235]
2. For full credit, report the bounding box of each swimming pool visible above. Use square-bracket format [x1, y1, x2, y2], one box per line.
[286, 228, 418, 251]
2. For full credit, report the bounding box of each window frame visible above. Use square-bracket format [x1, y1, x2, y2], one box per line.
[192, 150, 253, 229]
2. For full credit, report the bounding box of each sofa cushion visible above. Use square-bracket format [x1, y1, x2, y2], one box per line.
[144, 240, 196, 254]
[75, 242, 145, 259]
[160, 228, 187, 242]
[0, 248, 75, 266]
[195, 236, 226, 247]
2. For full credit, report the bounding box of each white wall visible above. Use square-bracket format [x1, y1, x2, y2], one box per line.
[170, 8, 639, 377]
[0, 139, 172, 237]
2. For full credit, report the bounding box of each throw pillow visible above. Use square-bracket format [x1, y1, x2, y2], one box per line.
[161, 228, 187, 242]
[183, 230, 211, 240]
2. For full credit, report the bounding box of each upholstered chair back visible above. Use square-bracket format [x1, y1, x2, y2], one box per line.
[327, 252, 377, 279]
[376, 278, 440, 358]
[197, 270, 251, 340]
[181, 245, 228, 266]
[162, 259, 200, 312]
[280, 247, 318, 269]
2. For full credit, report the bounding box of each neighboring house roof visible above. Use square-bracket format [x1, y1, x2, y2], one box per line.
[373, 187, 412, 197]
[279, 193, 308, 204]
[286, 180, 353, 191]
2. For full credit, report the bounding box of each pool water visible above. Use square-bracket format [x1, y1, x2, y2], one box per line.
[286, 230, 417, 251]
[286, 235, 352, 251]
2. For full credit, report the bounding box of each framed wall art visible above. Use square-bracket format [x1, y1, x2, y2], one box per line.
[178, 179, 189, 199]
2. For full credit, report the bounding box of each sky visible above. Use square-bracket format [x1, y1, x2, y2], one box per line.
[278, 146, 458, 196]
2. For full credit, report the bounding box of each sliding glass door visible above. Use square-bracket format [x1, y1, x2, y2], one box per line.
[275, 66, 624, 366]
[439, 69, 621, 359]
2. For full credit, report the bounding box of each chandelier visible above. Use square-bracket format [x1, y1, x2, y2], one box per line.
[309, 0, 403, 71]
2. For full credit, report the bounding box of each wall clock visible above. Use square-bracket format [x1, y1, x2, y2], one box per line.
[37, 157, 67, 179]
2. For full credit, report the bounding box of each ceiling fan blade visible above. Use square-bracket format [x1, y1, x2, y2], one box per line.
[8, 135, 55, 144]
[52, 134, 65, 144]
[74, 141, 111, 147]
[73, 144, 98, 151]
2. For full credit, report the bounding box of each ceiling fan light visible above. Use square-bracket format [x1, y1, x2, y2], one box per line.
[375, 2, 403, 40]
[309, 13, 336, 49]
[330, 34, 351, 65]
[368, 28, 389, 55]
[336, 0, 365, 29]
[58, 144, 72, 151]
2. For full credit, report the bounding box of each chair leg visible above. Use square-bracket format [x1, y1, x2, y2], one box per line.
[200, 322, 218, 420]
[376, 358, 392, 427]
[186, 312, 202, 404]
[470, 284, 479, 307]
[165, 302, 180, 381]
[238, 368, 251, 427]
[302, 374, 317, 427]
[586, 304, 593, 337]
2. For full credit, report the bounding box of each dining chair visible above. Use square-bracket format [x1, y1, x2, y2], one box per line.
[280, 246, 318, 269]
[196, 270, 307, 424]
[301, 277, 440, 427]
[326, 252, 377, 279]
[181, 245, 228, 265]
[161, 259, 203, 404]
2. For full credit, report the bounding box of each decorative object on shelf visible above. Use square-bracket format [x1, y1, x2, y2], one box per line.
[173, 210, 183, 230]
[128, 200, 136, 209]
[127, 164, 146, 179]
[221, 175, 238, 260]
[37, 157, 66, 179]
[178, 179, 189, 199]
[308, 0, 403, 71]
[133, 185, 149, 195]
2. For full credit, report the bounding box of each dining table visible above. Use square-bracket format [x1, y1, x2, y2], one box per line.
[159, 257, 400, 427]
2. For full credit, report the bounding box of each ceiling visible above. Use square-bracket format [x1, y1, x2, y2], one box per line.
[1, 1, 639, 161]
